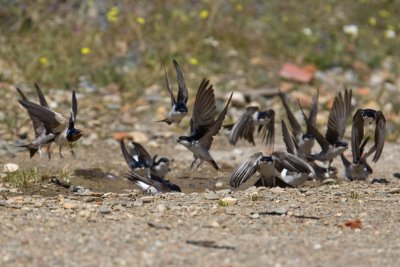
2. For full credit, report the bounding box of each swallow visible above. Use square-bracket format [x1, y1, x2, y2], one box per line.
[16, 84, 52, 158]
[157, 60, 189, 125]
[177, 79, 233, 171]
[351, 108, 386, 163]
[279, 89, 319, 155]
[281, 119, 334, 180]
[229, 151, 315, 188]
[126, 171, 181, 194]
[120, 139, 171, 179]
[341, 136, 373, 181]
[228, 106, 275, 147]
[300, 89, 352, 169]
[18, 90, 83, 158]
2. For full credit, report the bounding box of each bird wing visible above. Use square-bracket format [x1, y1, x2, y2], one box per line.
[258, 109, 275, 151]
[164, 65, 176, 106]
[372, 111, 386, 162]
[273, 151, 314, 175]
[190, 79, 216, 138]
[281, 120, 296, 155]
[308, 88, 319, 130]
[132, 141, 153, 167]
[351, 109, 364, 161]
[71, 91, 78, 123]
[35, 83, 49, 108]
[120, 140, 137, 170]
[299, 101, 330, 152]
[279, 92, 303, 137]
[228, 107, 257, 145]
[18, 99, 67, 132]
[199, 93, 233, 150]
[173, 59, 189, 104]
[229, 152, 263, 188]
[326, 89, 352, 144]
[126, 171, 172, 193]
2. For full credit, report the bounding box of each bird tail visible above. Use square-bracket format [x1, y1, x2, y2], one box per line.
[16, 144, 38, 158]
[155, 118, 173, 125]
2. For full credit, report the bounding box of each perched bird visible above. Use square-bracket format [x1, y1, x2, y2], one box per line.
[120, 139, 171, 179]
[177, 79, 233, 171]
[228, 106, 275, 147]
[279, 89, 319, 155]
[351, 108, 386, 163]
[229, 151, 314, 188]
[120, 139, 180, 193]
[341, 108, 386, 181]
[301, 89, 352, 169]
[16, 84, 51, 158]
[18, 90, 83, 158]
[157, 59, 189, 125]
[126, 171, 181, 194]
[281, 120, 333, 180]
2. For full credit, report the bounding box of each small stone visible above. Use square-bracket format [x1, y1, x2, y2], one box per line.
[250, 213, 260, 219]
[156, 204, 167, 213]
[388, 188, 400, 194]
[63, 202, 78, 210]
[322, 178, 337, 185]
[229, 92, 246, 107]
[140, 196, 154, 203]
[216, 189, 231, 195]
[274, 206, 288, 214]
[215, 182, 223, 188]
[98, 207, 111, 214]
[3, 163, 19, 173]
[133, 199, 143, 206]
[218, 197, 238, 207]
[129, 131, 149, 143]
[207, 220, 221, 228]
[204, 192, 219, 200]
[313, 243, 322, 250]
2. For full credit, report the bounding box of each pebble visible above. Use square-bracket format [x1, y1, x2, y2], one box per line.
[219, 197, 238, 206]
[133, 199, 143, 206]
[156, 204, 167, 213]
[250, 213, 260, 219]
[274, 206, 288, 214]
[207, 220, 221, 228]
[3, 163, 19, 173]
[322, 178, 337, 185]
[98, 207, 112, 214]
[63, 202, 78, 210]
[388, 188, 400, 194]
[140, 196, 154, 203]
[204, 192, 220, 200]
[215, 182, 223, 188]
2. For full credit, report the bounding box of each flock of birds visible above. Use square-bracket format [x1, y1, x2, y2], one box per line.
[15, 59, 386, 194]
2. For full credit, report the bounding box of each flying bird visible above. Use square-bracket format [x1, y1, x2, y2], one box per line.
[16, 84, 52, 158]
[157, 59, 189, 125]
[18, 90, 83, 158]
[229, 151, 314, 188]
[351, 108, 386, 163]
[228, 106, 275, 147]
[279, 89, 319, 155]
[300, 89, 352, 169]
[177, 79, 233, 171]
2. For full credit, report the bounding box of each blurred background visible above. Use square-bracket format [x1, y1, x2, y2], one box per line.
[0, 0, 400, 143]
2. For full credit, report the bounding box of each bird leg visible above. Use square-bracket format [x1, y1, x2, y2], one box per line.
[69, 143, 76, 159]
[59, 146, 63, 158]
[47, 144, 52, 161]
[195, 159, 204, 171]
[190, 158, 198, 170]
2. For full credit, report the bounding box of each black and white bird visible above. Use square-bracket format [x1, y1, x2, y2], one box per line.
[177, 79, 233, 171]
[18, 90, 83, 158]
[16, 84, 52, 158]
[228, 106, 275, 147]
[120, 139, 180, 193]
[229, 151, 315, 188]
[279, 89, 319, 155]
[301, 89, 352, 169]
[351, 108, 386, 163]
[120, 139, 171, 179]
[157, 60, 189, 125]
[341, 108, 386, 181]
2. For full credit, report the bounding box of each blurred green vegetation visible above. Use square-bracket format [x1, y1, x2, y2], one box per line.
[0, 0, 399, 92]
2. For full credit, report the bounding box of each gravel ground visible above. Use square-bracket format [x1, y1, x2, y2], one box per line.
[1, 138, 400, 267]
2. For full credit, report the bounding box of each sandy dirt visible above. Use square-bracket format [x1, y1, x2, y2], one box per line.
[1, 129, 400, 267]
